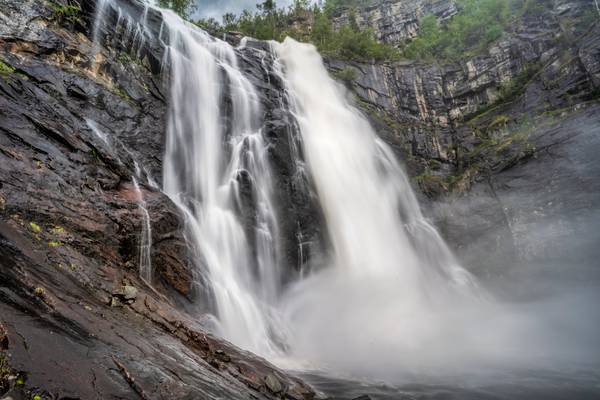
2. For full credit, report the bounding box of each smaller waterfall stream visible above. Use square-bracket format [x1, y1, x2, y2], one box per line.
[86, 118, 155, 284]
[132, 176, 153, 283]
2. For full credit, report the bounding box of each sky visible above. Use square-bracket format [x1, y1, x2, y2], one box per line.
[194, 0, 295, 20]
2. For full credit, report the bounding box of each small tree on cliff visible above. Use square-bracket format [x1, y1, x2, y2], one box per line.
[158, 0, 197, 19]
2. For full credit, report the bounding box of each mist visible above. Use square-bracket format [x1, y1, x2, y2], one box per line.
[270, 39, 600, 388]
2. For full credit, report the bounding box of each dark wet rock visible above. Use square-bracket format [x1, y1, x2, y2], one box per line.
[0, 324, 7, 351]
[265, 373, 283, 393]
[331, 0, 458, 46]
[327, 1, 600, 197]
[432, 104, 600, 287]
[0, 0, 598, 398]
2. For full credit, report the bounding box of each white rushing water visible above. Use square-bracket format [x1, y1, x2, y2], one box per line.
[91, 0, 484, 366]
[271, 38, 493, 375]
[159, 11, 283, 355]
[132, 176, 153, 283]
[91, 0, 284, 355]
[85, 118, 155, 283]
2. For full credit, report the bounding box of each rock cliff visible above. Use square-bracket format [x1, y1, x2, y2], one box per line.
[327, 0, 599, 197]
[331, 0, 458, 46]
[326, 0, 600, 286]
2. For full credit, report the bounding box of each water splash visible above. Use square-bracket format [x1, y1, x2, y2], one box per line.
[272, 38, 486, 375]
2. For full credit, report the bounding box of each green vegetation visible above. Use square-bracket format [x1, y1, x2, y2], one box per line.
[0, 353, 12, 395]
[404, 0, 509, 61]
[49, 0, 83, 26]
[322, 0, 378, 14]
[196, 0, 400, 62]
[158, 0, 197, 18]
[28, 222, 42, 235]
[497, 62, 541, 98]
[0, 59, 15, 76]
[333, 66, 358, 84]
[196, 0, 568, 63]
[403, 0, 559, 61]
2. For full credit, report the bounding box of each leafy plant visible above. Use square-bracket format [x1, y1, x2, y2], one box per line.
[157, 0, 197, 18]
[333, 66, 358, 83]
[196, 1, 400, 61]
[49, 0, 83, 27]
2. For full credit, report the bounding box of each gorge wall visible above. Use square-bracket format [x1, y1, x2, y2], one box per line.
[326, 0, 600, 284]
[331, 0, 459, 46]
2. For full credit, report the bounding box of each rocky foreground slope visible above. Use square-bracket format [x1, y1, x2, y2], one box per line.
[0, 0, 599, 399]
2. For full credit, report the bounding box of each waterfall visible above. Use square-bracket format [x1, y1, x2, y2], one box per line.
[89, 0, 284, 355]
[132, 176, 153, 284]
[159, 11, 283, 355]
[90, 0, 484, 365]
[85, 118, 156, 283]
[272, 38, 485, 375]
[273, 37, 481, 293]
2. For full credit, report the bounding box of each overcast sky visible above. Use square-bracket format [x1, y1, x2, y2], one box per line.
[194, 0, 295, 20]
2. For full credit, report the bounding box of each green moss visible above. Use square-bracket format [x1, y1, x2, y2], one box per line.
[428, 159, 442, 170]
[0, 353, 11, 389]
[49, 1, 83, 26]
[29, 222, 42, 234]
[488, 115, 510, 130]
[332, 66, 357, 84]
[15, 373, 26, 386]
[50, 226, 65, 235]
[0, 59, 15, 76]
[414, 173, 446, 183]
[114, 86, 133, 103]
[48, 240, 63, 247]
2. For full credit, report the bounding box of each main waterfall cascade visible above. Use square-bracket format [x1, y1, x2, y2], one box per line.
[271, 39, 488, 375]
[90, 0, 599, 384]
[90, 0, 487, 363]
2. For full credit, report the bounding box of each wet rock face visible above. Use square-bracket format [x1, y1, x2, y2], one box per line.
[331, 0, 458, 46]
[0, 0, 316, 398]
[327, 0, 600, 196]
[433, 104, 600, 293]
[326, 0, 600, 289]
